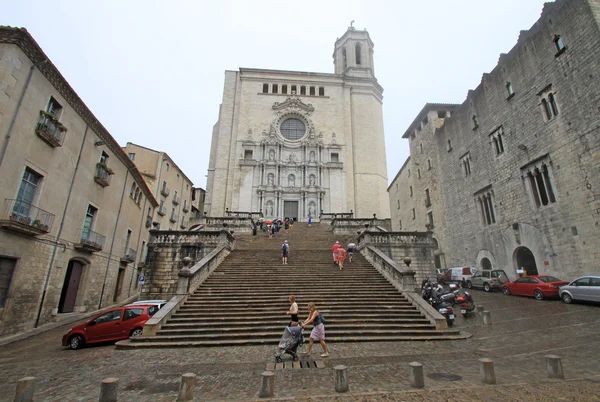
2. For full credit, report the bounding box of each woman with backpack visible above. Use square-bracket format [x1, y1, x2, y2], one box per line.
[301, 302, 328, 357]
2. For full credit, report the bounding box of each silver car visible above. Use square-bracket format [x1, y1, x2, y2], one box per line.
[559, 275, 600, 304]
[467, 270, 509, 292]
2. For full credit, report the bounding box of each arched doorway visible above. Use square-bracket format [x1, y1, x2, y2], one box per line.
[58, 260, 85, 313]
[514, 247, 538, 276]
[480, 257, 492, 270]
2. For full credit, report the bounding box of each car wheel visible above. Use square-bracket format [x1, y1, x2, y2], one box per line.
[502, 286, 511, 295]
[130, 328, 143, 337]
[69, 334, 84, 350]
[483, 283, 491, 292]
[466, 281, 473, 289]
[534, 290, 544, 300]
[561, 293, 573, 304]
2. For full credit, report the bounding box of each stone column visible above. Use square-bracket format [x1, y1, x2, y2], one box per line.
[99, 377, 119, 402]
[177, 373, 196, 401]
[409, 362, 424, 388]
[259, 371, 275, 398]
[334, 365, 349, 393]
[545, 355, 564, 379]
[479, 358, 496, 384]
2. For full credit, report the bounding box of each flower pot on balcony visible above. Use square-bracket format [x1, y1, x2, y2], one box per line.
[10, 214, 17, 222]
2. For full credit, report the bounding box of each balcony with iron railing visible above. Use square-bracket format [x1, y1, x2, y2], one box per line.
[160, 185, 170, 197]
[182, 201, 189, 213]
[180, 219, 188, 229]
[0, 199, 55, 236]
[170, 212, 178, 223]
[172, 193, 180, 205]
[157, 206, 166, 216]
[94, 163, 113, 187]
[425, 197, 432, 208]
[145, 216, 153, 228]
[35, 111, 67, 147]
[121, 247, 137, 263]
[75, 228, 106, 252]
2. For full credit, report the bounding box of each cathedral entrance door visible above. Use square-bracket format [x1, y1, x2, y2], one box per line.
[284, 201, 299, 222]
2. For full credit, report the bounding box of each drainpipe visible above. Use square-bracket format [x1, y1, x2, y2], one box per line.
[98, 170, 130, 309]
[0, 60, 47, 170]
[34, 124, 89, 328]
[127, 196, 148, 297]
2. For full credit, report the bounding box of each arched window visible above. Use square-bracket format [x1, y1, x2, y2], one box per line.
[134, 187, 140, 200]
[549, 93, 559, 116]
[342, 47, 347, 69]
[355, 42, 362, 65]
[130, 183, 136, 196]
[554, 35, 566, 52]
[541, 98, 552, 120]
[137, 192, 142, 205]
[506, 82, 514, 97]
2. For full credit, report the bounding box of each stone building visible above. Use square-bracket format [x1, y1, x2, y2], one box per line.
[0, 27, 158, 337]
[123, 143, 193, 231]
[204, 26, 390, 221]
[391, 0, 600, 279]
[388, 104, 457, 269]
[191, 187, 206, 218]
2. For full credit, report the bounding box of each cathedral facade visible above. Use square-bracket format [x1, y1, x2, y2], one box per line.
[204, 27, 390, 221]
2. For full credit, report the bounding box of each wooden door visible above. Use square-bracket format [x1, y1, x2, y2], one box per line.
[59, 261, 83, 313]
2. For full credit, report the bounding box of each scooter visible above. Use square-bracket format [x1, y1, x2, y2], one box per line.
[429, 297, 455, 327]
[455, 289, 476, 318]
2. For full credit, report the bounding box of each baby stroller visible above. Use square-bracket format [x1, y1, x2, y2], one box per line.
[275, 325, 304, 362]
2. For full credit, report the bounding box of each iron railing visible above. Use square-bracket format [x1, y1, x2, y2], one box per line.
[35, 111, 66, 147]
[94, 163, 112, 187]
[182, 201, 189, 212]
[173, 194, 180, 205]
[77, 228, 106, 251]
[161, 185, 170, 197]
[2, 198, 55, 233]
[123, 247, 137, 262]
[157, 206, 166, 216]
[170, 212, 178, 223]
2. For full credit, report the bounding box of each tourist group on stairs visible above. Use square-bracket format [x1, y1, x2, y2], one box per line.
[332, 241, 356, 270]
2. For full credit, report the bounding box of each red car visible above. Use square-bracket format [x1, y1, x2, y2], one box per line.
[502, 275, 569, 300]
[62, 304, 159, 350]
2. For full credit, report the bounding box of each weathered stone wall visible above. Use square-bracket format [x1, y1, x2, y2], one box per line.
[141, 230, 234, 298]
[392, 0, 600, 280]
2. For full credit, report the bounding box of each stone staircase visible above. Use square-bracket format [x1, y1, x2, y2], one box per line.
[123, 223, 465, 348]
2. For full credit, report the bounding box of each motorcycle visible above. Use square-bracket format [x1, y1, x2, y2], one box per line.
[455, 289, 476, 318]
[429, 297, 455, 327]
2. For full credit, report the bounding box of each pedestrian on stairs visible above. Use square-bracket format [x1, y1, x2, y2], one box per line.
[332, 241, 341, 266]
[335, 247, 347, 271]
[301, 302, 328, 358]
[290, 217, 294, 229]
[281, 240, 289, 265]
[307, 214, 312, 227]
[347, 242, 356, 263]
[286, 295, 298, 324]
[284, 218, 290, 234]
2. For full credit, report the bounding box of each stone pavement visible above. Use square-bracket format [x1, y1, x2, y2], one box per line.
[1, 290, 600, 401]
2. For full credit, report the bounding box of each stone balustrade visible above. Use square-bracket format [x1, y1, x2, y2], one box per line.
[319, 212, 353, 224]
[332, 218, 392, 234]
[142, 230, 235, 298]
[191, 216, 254, 233]
[224, 210, 263, 219]
[357, 230, 436, 287]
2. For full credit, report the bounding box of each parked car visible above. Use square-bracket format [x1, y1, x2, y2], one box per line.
[436, 268, 451, 284]
[467, 269, 509, 292]
[502, 275, 569, 300]
[447, 267, 477, 286]
[62, 304, 160, 350]
[559, 275, 600, 304]
[129, 300, 167, 309]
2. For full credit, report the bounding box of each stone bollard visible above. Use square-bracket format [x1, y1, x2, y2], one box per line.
[14, 377, 35, 402]
[334, 365, 349, 393]
[177, 373, 196, 401]
[477, 305, 485, 316]
[483, 310, 492, 325]
[99, 377, 119, 402]
[479, 358, 496, 384]
[408, 362, 424, 389]
[259, 371, 275, 398]
[545, 355, 565, 379]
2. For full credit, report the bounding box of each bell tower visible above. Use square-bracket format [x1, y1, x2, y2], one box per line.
[333, 24, 375, 78]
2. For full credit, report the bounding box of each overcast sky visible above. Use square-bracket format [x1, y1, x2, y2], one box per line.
[3, 0, 548, 189]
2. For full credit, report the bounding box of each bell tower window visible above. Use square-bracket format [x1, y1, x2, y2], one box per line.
[355, 42, 362, 65]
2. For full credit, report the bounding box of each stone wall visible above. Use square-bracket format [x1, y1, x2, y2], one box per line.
[358, 231, 436, 284]
[141, 230, 234, 298]
[391, 0, 600, 280]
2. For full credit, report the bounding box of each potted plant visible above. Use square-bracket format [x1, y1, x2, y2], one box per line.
[10, 213, 18, 222]
[32, 219, 41, 227]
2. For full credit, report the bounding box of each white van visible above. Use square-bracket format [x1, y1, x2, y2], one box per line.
[449, 267, 477, 285]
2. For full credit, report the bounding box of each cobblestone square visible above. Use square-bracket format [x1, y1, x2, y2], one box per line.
[1, 290, 600, 400]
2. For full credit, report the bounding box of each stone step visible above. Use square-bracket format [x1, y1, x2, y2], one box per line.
[171, 311, 423, 320]
[132, 328, 460, 343]
[167, 313, 426, 323]
[117, 332, 470, 348]
[161, 318, 431, 329]
[193, 284, 397, 291]
[175, 305, 417, 314]
[157, 323, 437, 335]
[187, 292, 404, 300]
